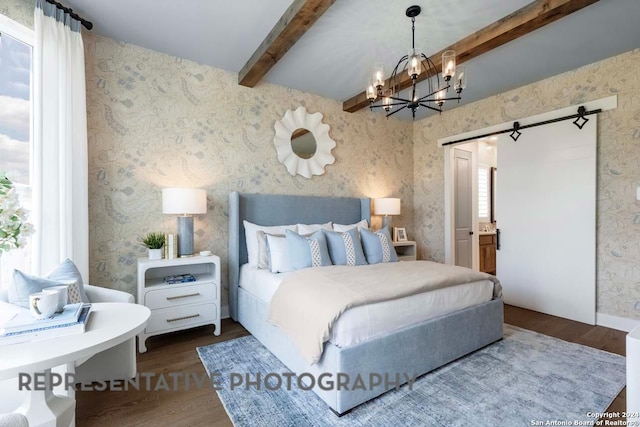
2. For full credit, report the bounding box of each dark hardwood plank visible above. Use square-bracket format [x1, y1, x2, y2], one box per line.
[343, 0, 600, 113]
[76, 305, 627, 425]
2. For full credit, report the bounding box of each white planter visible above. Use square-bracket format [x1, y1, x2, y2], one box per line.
[148, 249, 163, 260]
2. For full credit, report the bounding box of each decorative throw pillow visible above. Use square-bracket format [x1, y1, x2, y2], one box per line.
[323, 228, 368, 266]
[297, 222, 333, 235]
[333, 219, 369, 233]
[360, 227, 399, 264]
[48, 258, 89, 303]
[243, 220, 297, 268]
[8, 271, 67, 309]
[285, 230, 332, 271]
[256, 230, 287, 270]
[266, 234, 292, 273]
[8, 259, 90, 308]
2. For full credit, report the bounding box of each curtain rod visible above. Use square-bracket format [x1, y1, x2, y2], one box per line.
[45, 0, 93, 30]
[441, 106, 601, 146]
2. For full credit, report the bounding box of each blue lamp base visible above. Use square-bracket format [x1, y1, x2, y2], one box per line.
[381, 215, 392, 231]
[177, 216, 194, 257]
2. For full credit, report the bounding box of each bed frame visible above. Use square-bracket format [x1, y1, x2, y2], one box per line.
[228, 192, 503, 415]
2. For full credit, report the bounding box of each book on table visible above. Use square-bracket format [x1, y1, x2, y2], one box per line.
[0, 302, 84, 335]
[0, 304, 92, 345]
[164, 274, 196, 284]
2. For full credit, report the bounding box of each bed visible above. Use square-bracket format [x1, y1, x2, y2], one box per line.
[228, 192, 503, 415]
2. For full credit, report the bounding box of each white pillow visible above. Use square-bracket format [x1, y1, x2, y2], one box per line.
[243, 220, 297, 267]
[266, 234, 291, 273]
[297, 222, 332, 235]
[333, 219, 369, 232]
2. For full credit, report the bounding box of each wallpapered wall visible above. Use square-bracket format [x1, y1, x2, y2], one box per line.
[414, 49, 640, 319]
[2, 1, 414, 306]
[4, 2, 639, 320]
[84, 34, 414, 302]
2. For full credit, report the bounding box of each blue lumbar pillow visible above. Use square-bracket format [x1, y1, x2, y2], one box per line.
[285, 230, 332, 270]
[360, 227, 399, 264]
[8, 259, 89, 308]
[323, 228, 367, 266]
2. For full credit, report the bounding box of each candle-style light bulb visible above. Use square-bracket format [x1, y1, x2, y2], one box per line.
[408, 50, 421, 79]
[442, 50, 456, 81]
[373, 62, 385, 89]
[435, 89, 445, 107]
[382, 89, 393, 112]
[454, 66, 467, 94]
[366, 81, 376, 101]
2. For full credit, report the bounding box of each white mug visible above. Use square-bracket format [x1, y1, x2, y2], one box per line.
[29, 292, 58, 320]
[45, 285, 69, 313]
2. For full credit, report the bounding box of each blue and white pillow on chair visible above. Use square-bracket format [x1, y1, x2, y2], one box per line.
[361, 227, 399, 264]
[323, 228, 367, 266]
[285, 230, 332, 270]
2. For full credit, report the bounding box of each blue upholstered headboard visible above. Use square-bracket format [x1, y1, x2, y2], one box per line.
[228, 192, 371, 320]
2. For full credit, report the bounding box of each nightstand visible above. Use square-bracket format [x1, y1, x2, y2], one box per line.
[137, 255, 221, 353]
[393, 240, 417, 261]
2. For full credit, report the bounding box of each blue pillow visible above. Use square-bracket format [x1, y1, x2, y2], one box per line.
[285, 230, 332, 270]
[360, 227, 399, 264]
[8, 271, 65, 308]
[48, 259, 89, 303]
[7, 259, 89, 308]
[323, 228, 367, 266]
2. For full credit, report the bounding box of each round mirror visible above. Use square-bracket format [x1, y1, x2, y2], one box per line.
[273, 106, 336, 178]
[290, 128, 317, 159]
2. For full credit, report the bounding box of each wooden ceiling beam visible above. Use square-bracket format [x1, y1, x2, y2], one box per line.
[239, 0, 336, 88]
[343, 0, 600, 113]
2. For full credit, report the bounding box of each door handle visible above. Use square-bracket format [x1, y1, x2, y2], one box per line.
[496, 228, 501, 250]
[469, 231, 474, 235]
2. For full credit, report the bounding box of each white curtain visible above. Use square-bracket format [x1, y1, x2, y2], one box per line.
[32, 0, 89, 280]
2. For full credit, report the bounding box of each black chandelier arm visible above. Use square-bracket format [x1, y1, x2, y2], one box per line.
[369, 101, 410, 109]
[440, 96, 462, 101]
[420, 53, 442, 88]
[417, 85, 450, 102]
[389, 95, 412, 102]
[419, 103, 444, 113]
[385, 104, 409, 118]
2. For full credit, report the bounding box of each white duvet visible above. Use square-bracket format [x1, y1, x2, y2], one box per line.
[239, 264, 494, 350]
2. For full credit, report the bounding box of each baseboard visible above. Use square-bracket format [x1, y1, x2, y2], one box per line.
[221, 305, 230, 320]
[596, 312, 640, 332]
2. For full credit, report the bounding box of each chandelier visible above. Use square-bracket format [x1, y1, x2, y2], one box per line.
[366, 5, 467, 119]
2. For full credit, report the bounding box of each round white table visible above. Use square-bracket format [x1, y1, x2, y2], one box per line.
[0, 303, 150, 427]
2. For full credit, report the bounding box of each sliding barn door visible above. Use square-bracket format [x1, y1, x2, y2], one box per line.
[496, 118, 596, 324]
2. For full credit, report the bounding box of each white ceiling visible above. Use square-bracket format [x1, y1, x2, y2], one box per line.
[63, 0, 640, 121]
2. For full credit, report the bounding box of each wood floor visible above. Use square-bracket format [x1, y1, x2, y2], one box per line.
[75, 305, 627, 426]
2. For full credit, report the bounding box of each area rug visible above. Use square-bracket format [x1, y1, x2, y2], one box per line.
[197, 325, 625, 427]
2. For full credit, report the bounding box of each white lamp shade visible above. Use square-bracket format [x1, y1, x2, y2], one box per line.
[162, 188, 207, 215]
[374, 198, 401, 216]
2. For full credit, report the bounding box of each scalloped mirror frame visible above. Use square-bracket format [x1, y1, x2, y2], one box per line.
[273, 106, 336, 178]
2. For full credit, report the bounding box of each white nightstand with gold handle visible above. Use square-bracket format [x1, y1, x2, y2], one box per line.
[137, 255, 221, 353]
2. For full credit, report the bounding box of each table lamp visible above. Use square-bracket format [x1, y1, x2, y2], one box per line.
[162, 188, 207, 257]
[374, 198, 401, 231]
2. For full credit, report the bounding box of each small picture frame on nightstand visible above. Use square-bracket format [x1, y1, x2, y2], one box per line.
[394, 227, 407, 242]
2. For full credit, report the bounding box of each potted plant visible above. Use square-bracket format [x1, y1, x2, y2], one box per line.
[140, 232, 165, 260]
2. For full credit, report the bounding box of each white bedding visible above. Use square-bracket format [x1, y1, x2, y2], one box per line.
[239, 264, 494, 348]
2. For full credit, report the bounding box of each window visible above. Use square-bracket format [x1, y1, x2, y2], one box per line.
[0, 16, 34, 285]
[478, 165, 491, 222]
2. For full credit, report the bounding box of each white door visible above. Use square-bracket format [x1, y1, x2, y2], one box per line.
[454, 148, 472, 268]
[496, 118, 596, 324]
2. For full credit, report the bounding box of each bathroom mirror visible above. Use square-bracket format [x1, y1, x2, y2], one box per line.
[273, 106, 336, 178]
